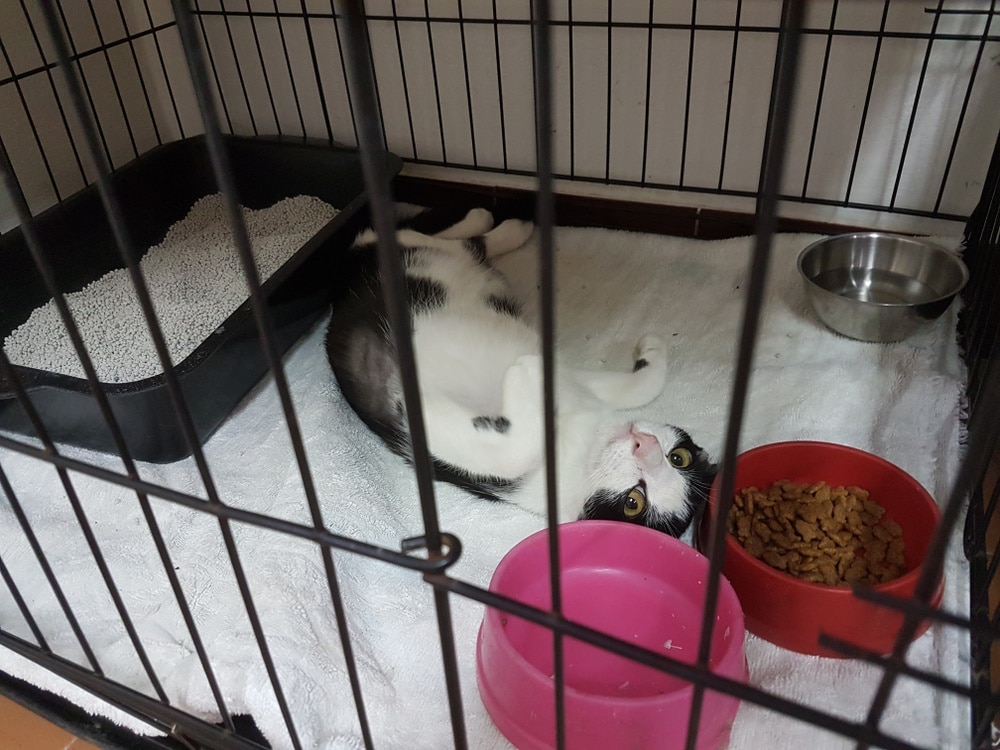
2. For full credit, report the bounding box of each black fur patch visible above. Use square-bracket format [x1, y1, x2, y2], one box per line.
[406, 275, 446, 314]
[580, 489, 628, 520]
[487, 294, 522, 318]
[472, 416, 511, 433]
[431, 458, 521, 501]
[344, 408, 522, 502]
[580, 488, 690, 537]
[464, 236, 487, 264]
[633, 357, 649, 372]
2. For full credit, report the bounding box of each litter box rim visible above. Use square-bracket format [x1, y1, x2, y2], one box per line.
[0, 135, 400, 461]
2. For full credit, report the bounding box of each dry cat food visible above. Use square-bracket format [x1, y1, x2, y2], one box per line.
[728, 479, 906, 586]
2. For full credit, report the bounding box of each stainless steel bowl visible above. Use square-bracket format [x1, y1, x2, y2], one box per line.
[797, 233, 968, 343]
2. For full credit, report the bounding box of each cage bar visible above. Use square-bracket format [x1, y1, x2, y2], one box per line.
[0, 1, 998, 749]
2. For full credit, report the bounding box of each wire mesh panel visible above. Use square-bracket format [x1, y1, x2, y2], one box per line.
[4, 1, 1000, 232]
[0, 1, 999, 749]
[963, 98, 1000, 750]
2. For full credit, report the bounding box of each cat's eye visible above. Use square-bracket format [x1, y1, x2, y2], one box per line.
[624, 486, 646, 518]
[668, 447, 693, 469]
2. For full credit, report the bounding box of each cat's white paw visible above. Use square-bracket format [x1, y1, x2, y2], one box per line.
[507, 354, 538, 388]
[503, 354, 542, 409]
[463, 207, 495, 235]
[434, 207, 495, 240]
[484, 219, 535, 257]
[634, 334, 667, 369]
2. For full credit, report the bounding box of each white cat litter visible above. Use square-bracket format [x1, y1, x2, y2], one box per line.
[2, 193, 338, 383]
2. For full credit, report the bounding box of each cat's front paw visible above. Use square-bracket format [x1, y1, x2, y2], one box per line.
[633, 334, 667, 372]
[503, 355, 543, 412]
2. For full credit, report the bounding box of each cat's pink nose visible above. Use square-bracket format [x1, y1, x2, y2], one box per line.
[631, 429, 663, 467]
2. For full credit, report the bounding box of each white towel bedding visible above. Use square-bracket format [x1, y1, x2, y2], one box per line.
[0, 229, 969, 749]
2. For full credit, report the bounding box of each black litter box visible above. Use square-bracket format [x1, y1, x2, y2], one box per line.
[0, 135, 400, 463]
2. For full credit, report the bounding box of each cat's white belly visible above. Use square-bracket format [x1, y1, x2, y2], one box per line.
[413, 312, 538, 413]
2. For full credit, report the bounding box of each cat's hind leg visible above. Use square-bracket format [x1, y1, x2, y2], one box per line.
[569, 334, 668, 409]
[483, 219, 535, 258]
[353, 207, 495, 250]
[394, 215, 532, 261]
[434, 207, 495, 239]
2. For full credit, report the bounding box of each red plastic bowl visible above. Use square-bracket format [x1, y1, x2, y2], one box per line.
[697, 441, 943, 658]
[477, 521, 746, 750]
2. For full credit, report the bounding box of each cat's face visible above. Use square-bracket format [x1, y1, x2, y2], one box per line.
[580, 421, 716, 537]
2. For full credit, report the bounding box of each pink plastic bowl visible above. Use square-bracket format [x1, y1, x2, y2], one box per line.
[476, 521, 747, 750]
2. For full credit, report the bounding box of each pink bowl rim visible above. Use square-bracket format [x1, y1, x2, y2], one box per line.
[711, 440, 943, 598]
[481, 520, 747, 708]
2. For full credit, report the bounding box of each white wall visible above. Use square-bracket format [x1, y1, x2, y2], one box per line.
[1, 0, 998, 235]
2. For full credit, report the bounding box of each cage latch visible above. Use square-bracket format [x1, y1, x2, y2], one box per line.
[400, 533, 463, 571]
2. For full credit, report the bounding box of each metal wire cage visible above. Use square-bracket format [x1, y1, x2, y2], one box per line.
[0, 1, 998, 749]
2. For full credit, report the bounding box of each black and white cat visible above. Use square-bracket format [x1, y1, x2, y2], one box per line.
[326, 208, 716, 537]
